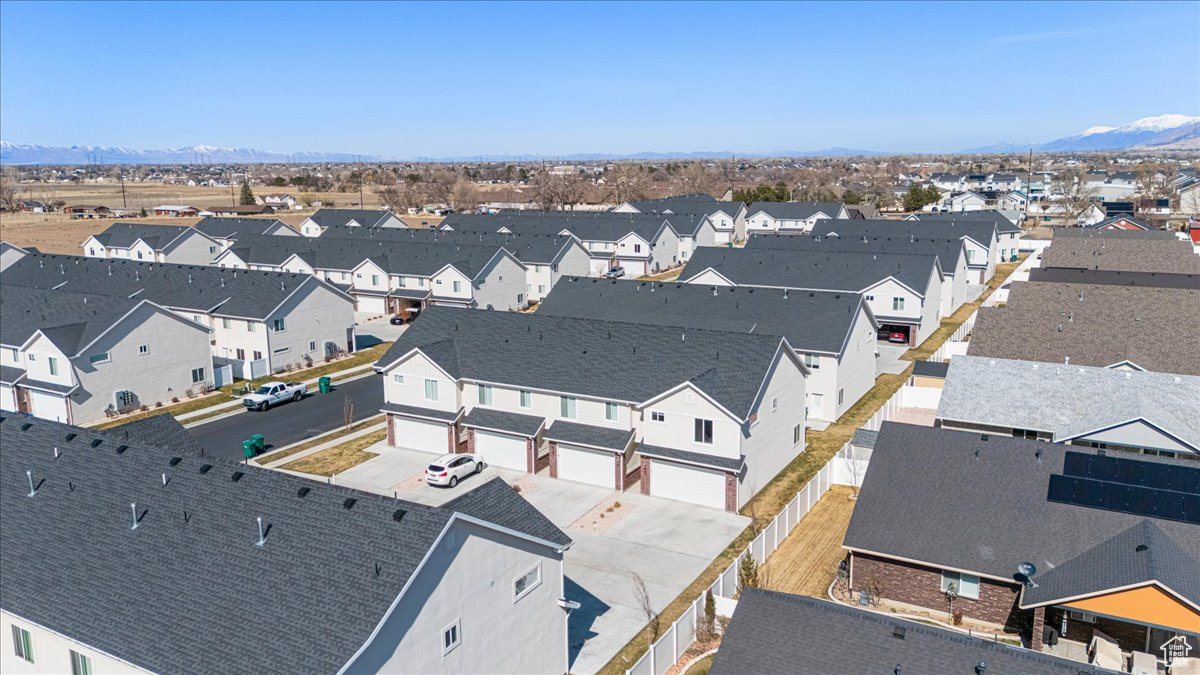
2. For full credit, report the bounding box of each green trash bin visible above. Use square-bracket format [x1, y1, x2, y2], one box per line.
[251, 434, 265, 454]
[242, 440, 257, 459]
[319, 376, 331, 394]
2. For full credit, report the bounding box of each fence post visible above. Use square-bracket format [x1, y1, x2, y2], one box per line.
[672, 621, 679, 664]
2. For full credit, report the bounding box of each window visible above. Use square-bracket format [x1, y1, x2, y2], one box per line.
[393, 374, 405, 384]
[7, 347, 16, 361]
[803, 353, 820, 369]
[793, 424, 802, 445]
[652, 411, 665, 422]
[273, 347, 289, 354]
[88, 352, 110, 365]
[605, 401, 618, 421]
[892, 297, 905, 311]
[236, 348, 245, 360]
[1067, 610, 1097, 624]
[452, 280, 462, 293]
[398, 277, 407, 288]
[253, 350, 262, 360]
[865, 294, 875, 301]
[222, 317, 231, 329]
[772, 397, 778, 411]
[478, 384, 493, 405]
[11, 625, 33, 662]
[441, 619, 461, 656]
[694, 418, 714, 444]
[424, 379, 439, 401]
[513, 563, 542, 601]
[209, 245, 217, 254]
[519, 390, 532, 408]
[247, 321, 256, 333]
[191, 367, 205, 383]
[560, 396, 577, 419]
[70, 649, 92, 675]
[940, 571, 980, 600]
[538, 284, 546, 294]
[272, 318, 286, 332]
[48, 357, 59, 376]
[309, 341, 317, 351]
[838, 388, 845, 405]
[634, 243, 642, 253]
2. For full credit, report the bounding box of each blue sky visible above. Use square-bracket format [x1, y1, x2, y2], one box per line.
[2, 1, 1197, 156]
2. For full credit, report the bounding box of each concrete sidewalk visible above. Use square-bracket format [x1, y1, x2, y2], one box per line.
[174, 361, 377, 423]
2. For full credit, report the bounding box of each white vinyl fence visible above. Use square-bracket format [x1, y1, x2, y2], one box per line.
[929, 309, 977, 363]
[626, 384, 913, 675]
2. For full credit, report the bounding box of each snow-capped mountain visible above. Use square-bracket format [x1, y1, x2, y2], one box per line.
[0, 141, 389, 165]
[968, 114, 1200, 153]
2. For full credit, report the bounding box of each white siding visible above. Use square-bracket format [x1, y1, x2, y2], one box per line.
[1, 610, 150, 675]
[738, 347, 807, 509]
[384, 352, 460, 414]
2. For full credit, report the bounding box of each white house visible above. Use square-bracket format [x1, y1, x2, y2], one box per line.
[83, 222, 223, 265]
[744, 202, 849, 234]
[374, 306, 808, 510]
[299, 208, 407, 236]
[0, 416, 574, 675]
[614, 194, 748, 244]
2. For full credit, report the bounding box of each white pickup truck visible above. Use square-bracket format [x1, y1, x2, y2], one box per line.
[242, 381, 307, 411]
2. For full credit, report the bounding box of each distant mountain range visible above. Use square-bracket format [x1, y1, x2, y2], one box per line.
[962, 114, 1200, 153]
[2, 115, 1197, 165]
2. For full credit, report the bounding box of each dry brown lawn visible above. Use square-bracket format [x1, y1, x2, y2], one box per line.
[278, 429, 386, 476]
[760, 485, 857, 597]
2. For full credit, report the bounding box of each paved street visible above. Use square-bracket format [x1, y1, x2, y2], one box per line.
[187, 373, 385, 462]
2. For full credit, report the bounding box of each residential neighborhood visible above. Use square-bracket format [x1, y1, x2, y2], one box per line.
[2, 2, 1198, 673]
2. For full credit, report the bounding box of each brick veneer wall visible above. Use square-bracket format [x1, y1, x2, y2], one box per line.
[851, 552, 1027, 633]
[640, 458, 652, 495]
[1057, 609, 1149, 653]
[464, 428, 476, 455]
[386, 414, 395, 446]
[724, 472, 737, 511]
[615, 452, 626, 491]
[526, 438, 536, 473]
[447, 424, 457, 454]
[548, 441, 559, 478]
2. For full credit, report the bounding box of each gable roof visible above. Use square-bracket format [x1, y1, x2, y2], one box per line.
[89, 222, 192, 250]
[967, 282, 1200, 376]
[1088, 214, 1155, 230]
[193, 216, 289, 238]
[313, 225, 583, 266]
[843, 423, 1199, 602]
[374, 305, 791, 420]
[711, 590, 1100, 675]
[440, 211, 700, 243]
[625, 194, 744, 219]
[748, 231, 968, 275]
[937, 355, 1200, 452]
[914, 210, 1022, 233]
[306, 208, 397, 229]
[0, 285, 168, 355]
[0, 414, 567, 675]
[538, 277, 873, 356]
[679, 246, 941, 297]
[2, 253, 351, 320]
[103, 413, 207, 457]
[812, 218, 1000, 253]
[746, 201, 843, 221]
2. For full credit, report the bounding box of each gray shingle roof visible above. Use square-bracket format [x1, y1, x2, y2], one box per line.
[441, 210, 698, 242]
[380, 402, 460, 422]
[1041, 235, 1200, 274]
[538, 277, 871, 356]
[679, 246, 940, 297]
[938, 355, 1200, 451]
[851, 427, 878, 449]
[967, 282, 1200, 375]
[812, 218, 1001, 253]
[711, 590, 1105, 675]
[0, 284, 143, 355]
[307, 208, 396, 229]
[745, 201, 843, 221]
[1027, 267, 1200, 289]
[1053, 227, 1175, 241]
[638, 444, 743, 471]
[1086, 215, 1155, 230]
[0, 414, 568, 675]
[315, 225, 581, 265]
[544, 421, 635, 452]
[912, 360, 949, 378]
[914, 210, 1021, 234]
[842, 423, 1200, 602]
[193, 216, 288, 238]
[103, 413, 207, 458]
[625, 194, 744, 219]
[376, 306, 788, 420]
[0, 364, 24, 385]
[461, 407, 545, 437]
[90, 222, 190, 249]
[2, 253, 350, 320]
[748, 231, 968, 277]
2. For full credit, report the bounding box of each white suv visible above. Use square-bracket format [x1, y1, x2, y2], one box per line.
[425, 453, 485, 488]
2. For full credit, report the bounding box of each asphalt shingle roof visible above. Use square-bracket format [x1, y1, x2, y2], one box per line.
[442, 211, 699, 242]
[103, 413, 207, 458]
[679, 246, 940, 297]
[544, 421, 635, 452]
[2, 253, 349, 320]
[812, 218, 1001, 253]
[842, 423, 1200, 604]
[461, 407, 546, 437]
[375, 306, 787, 420]
[967, 282, 1200, 375]
[914, 210, 1022, 234]
[0, 285, 144, 355]
[1027, 267, 1200, 289]
[538, 277, 871, 356]
[748, 231, 968, 276]
[194, 216, 289, 238]
[1041, 235, 1200, 274]
[637, 444, 744, 471]
[0, 414, 568, 675]
[710, 590, 1107, 675]
[938, 355, 1200, 451]
[306, 208, 396, 229]
[745, 201, 844, 221]
[314, 226, 581, 265]
[90, 222, 191, 249]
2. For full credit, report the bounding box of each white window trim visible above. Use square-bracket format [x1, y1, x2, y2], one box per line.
[519, 390, 532, 408]
[89, 352, 111, 365]
[605, 401, 618, 421]
[513, 562, 543, 602]
[138, 344, 149, 355]
[940, 570, 980, 600]
[441, 618, 462, 656]
[393, 374, 405, 384]
[652, 411, 665, 422]
[425, 378, 439, 402]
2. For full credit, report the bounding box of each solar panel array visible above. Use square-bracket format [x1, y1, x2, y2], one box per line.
[1047, 452, 1200, 524]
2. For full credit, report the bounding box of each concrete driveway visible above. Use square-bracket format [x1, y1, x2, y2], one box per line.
[326, 441, 749, 674]
[875, 343, 911, 376]
[354, 314, 409, 349]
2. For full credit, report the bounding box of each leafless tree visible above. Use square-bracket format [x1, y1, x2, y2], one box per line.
[0, 168, 21, 211]
[669, 163, 723, 197]
[631, 571, 660, 640]
[845, 444, 865, 498]
[605, 163, 650, 204]
[343, 395, 355, 432]
[1054, 169, 1098, 226]
[530, 172, 588, 211]
[449, 179, 479, 211]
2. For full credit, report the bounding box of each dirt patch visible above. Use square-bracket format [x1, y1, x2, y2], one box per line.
[570, 495, 633, 535]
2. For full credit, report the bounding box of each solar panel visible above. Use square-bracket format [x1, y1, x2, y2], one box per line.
[1048, 474, 1200, 525]
[1062, 451, 1200, 493]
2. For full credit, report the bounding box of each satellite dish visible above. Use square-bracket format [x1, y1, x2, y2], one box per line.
[1018, 562, 1037, 577]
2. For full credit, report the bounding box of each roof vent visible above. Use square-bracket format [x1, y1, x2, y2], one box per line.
[392, 508, 407, 522]
[343, 497, 358, 510]
[1135, 544, 1148, 553]
[116, 444, 128, 454]
[199, 464, 213, 474]
[981, 434, 989, 442]
[892, 625, 906, 640]
[65, 432, 77, 441]
[90, 439, 103, 448]
[231, 471, 245, 482]
[255, 516, 267, 547]
[130, 503, 140, 530]
[20, 422, 32, 431]
[169, 456, 182, 466]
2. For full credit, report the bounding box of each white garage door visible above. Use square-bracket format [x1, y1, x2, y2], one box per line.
[650, 460, 726, 509]
[619, 259, 647, 276]
[589, 258, 610, 275]
[391, 416, 447, 453]
[0, 384, 15, 412]
[31, 391, 70, 423]
[356, 295, 387, 314]
[474, 430, 527, 471]
[556, 444, 615, 488]
[714, 231, 731, 245]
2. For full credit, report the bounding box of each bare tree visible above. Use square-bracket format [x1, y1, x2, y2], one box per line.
[0, 168, 21, 211]
[1054, 169, 1098, 226]
[670, 163, 723, 197]
[449, 179, 479, 212]
[605, 163, 650, 204]
[343, 395, 355, 432]
[845, 444, 864, 499]
[631, 571, 660, 640]
[530, 172, 588, 211]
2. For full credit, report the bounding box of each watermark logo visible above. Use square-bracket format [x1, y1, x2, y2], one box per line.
[1161, 635, 1193, 666]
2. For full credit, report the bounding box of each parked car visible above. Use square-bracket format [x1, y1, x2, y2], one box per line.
[390, 307, 421, 325]
[604, 266, 626, 279]
[425, 453, 485, 487]
[887, 331, 908, 344]
[242, 381, 306, 411]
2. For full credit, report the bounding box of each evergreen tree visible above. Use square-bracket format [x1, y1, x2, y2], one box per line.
[842, 189, 864, 204]
[736, 552, 760, 598]
[239, 180, 256, 205]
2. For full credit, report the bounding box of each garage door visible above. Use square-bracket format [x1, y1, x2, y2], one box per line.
[30, 391, 70, 423]
[650, 460, 727, 509]
[391, 416, 447, 453]
[475, 430, 527, 471]
[619, 260, 647, 276]
[556, 444, 615, 488]
[589, 258, 610, 275]
[0, 384, 15, 412]
[356, 295, 387, 314]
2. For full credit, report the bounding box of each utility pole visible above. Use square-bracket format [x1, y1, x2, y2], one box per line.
[120, 172, 128, 209]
